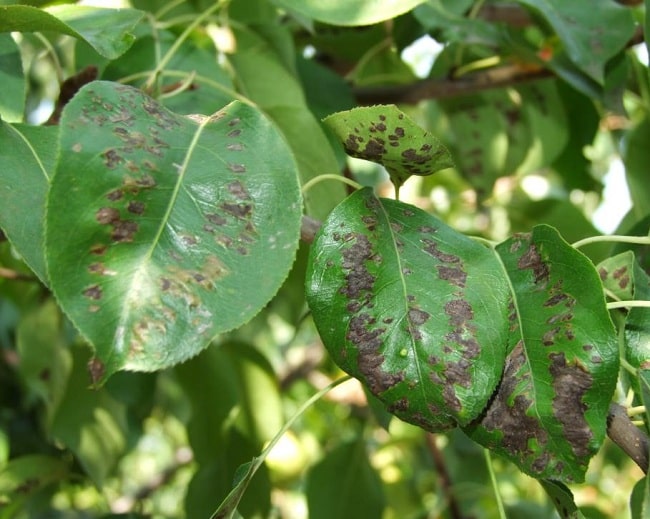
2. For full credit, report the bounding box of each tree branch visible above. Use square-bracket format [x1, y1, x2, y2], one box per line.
[607, 403, 649, 474]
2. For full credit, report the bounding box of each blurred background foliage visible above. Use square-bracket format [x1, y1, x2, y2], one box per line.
[1, 0, 649, 517]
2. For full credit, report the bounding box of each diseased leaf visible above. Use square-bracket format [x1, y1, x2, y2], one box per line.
[539, 480, 584, 519]
[45, 81, 302, 380]
[306, 188, 511, 431]
[466, 226, 618, 483]
[323, 105, 453, 192]
[514, 0, 635, 84]
[0, 455, 68, 500]
[272, 0, 427, 27]
[0, 122, 58, 283]
[306, 190, 618, 482]
[0, 33, 25, 122]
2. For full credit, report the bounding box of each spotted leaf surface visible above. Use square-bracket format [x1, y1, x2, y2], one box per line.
[46, 81, 301, 380]
[323, 105, 453, 191]
[306, 190, 618, 483]
[465, 226, 618, 483]
[306, 188, 511, 431]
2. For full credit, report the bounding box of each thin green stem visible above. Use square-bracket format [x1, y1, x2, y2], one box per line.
[210, 376, 352, 519]
[607, 300, 650, 310]
[33, 33, 64, 83]
[484, 449, 507, 519]
[301, 174, 363, 195]
[454, 55, 502, 78]
[572, 234, 650, 249]
[144, 0, 227, 93]
[621, 357, 638, 376]
[155, 0, 187, 19]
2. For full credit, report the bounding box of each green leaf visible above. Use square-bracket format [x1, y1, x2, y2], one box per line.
[50, 346, 128, 486]
[539, 479, 584, 519]
[227, 25, 344, 219]
[272, 0, 427, 26]
[0, 454, 68, 500]
[513, 0, 635, 84]
[306, 189, 618, 482]
[0, 33, 25, 122]
[466, 226, 618, 483]
[16, 300, 72, 429]
[306, 188, 511, 431]
[631, 476, 650, 519]
[596, 251, 637, 303]
[306, 439, 385, 519]
[45, 81, 302, 380]
[0, 5, 143, 59]
[624, 117, 650, 220]
[0, 121, 58, 283]
[323, 105, 453, 192]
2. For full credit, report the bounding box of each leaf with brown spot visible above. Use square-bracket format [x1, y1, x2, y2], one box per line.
[465, 226, 618, 483]
[306, 188, 511, 432]
[323, 105, 453, 192]
[45, 81, 301, 381]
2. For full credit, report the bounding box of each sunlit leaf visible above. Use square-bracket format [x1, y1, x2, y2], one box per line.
[323, 105, 453, 192]
[0, 122, 57, 283]
[306, 189, 618, 482]
[306, 188, 511, 431]
[272, 0, 427, 27]
[45, 81, 302, 380]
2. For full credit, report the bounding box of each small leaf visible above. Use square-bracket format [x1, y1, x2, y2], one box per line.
[272, 0, 427, 27]
[0, 121, 57, 283]
[306, 188, 511, 431]
[0, 34, 25, 122]
[45, 81, 302, 379]
[323, 105, 453, 192]
[0, 5, 144, 59]
[631, 476, 650, 519]
[539, 479, 584, 519]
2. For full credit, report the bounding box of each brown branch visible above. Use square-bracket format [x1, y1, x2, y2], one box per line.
[607, 403, 649, 474]
[354, 65, 553, 105]
[426, 433, 467, 519]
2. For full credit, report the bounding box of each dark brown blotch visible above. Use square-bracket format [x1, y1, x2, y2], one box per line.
[227, 180, 251, 200]
[518, 243, 550, 285]
[83, 284, 103, 300]
[437, 265, 467, 288]
[221, 202, 252, 219]
[548, 352, 593, 457]
[422, 239, 460, 263]
[103, 149, 123, 168]
[444, 299, 473, 326]
[127, 200, 145, 215]
[228, 163, 247, 173]
[111, 220, 138, 242]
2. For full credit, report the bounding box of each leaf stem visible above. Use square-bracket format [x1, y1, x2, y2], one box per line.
[144, 0, 227, 93]
[210, 375, 352, 518]
[301, 174, 363, 195]
[572, 235, 650, 249]
[484, 449, 507, 519]
[607, 300, 650, 310]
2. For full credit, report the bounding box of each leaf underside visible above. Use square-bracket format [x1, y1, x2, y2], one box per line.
[46, 81, 302, 381]
[306, 188, 618, 482]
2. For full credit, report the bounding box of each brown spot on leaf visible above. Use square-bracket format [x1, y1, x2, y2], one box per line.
[127, 200, 145, 215]
[88, 262, 106, 275]
[518, 243, 549, 285]
[83, 284, 103, 300]
[90, 244, 107, 255]
[544, 293, 569, 307]
[549, 352, 593, 457]
[228, 163, 246, 173]
[96, 207, 120, 225]
[479, 342, 549, 459]
[87, 357, 105, 385]
[228, 180, 250, 200]
[612, 266, 630, 289]
[340, 234, 376, 300]
[207, 213, 227, 226]
[107, 189, 123, 201]
[422, 239, 460, 263]
[221, 202, 252, 219]
[445, 299, 473, 326]
[437, 265, 467, 288]
[111, 220, 138, 242]
[103, 149, 122, 168]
